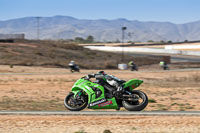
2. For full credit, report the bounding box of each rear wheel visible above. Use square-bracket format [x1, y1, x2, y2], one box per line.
[122, 90, 148, 111]
[64, 92, 88, 111]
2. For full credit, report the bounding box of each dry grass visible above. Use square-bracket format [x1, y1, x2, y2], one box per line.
[1, 115, 200, 133]
[0, 66, 200, 111]
[165, 73, 200, 82]
[0, 40, 162, 69]
[0, 96, 64, 111]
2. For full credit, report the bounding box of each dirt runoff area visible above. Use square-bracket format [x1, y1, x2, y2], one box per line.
[0, 115, 200, 133]
[1, 65, 200, 132]
[0, 65, 200, 111]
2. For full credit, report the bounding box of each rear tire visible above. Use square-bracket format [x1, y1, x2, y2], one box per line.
[64, 92, 88, 111]
[122, 90, 148, 111]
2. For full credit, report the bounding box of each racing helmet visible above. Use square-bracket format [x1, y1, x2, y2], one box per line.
[98, 71, 106, 75]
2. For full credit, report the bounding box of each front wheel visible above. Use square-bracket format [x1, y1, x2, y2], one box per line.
[122, 90, 148, 111]
[64, 92, 88, 111]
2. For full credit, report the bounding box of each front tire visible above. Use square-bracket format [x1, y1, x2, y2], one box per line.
[64, 92, 88, 111]
[122, 90, 148, 111]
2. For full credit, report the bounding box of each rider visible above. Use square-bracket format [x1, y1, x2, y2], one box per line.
[128, 60, 137, 71]
[159, 61, 169, 70]
[68, 60, 78, 69]
[84, 71, 125, 93]
[68, 60, 76, 67]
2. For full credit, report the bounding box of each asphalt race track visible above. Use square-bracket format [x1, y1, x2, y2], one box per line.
[1, 111, 200, 116]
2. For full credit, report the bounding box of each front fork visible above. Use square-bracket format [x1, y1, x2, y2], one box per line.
[70, 91, 84, 105]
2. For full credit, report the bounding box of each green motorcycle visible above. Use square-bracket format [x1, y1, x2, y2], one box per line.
[64, 75, 148, 111]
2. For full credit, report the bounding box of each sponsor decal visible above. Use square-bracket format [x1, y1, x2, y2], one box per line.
[98, 101, 113, 107]
[79, 81, 87, 86]
[89, 98, 106, 107]
[131, 85, 135, 89]
[85, 86, 91, 90]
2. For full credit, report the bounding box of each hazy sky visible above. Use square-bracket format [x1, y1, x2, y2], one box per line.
[1, 0, 200, 23]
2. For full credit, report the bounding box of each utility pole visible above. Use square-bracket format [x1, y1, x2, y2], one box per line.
[36, 17, 41, 40]
[121, 26, 127, 63]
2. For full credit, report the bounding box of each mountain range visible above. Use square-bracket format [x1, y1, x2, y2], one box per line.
[1, 15, 200, 42]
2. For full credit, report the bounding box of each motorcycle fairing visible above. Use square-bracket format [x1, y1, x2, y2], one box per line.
[70, 78, 143, 109]
[123, 79, 143, 90]
[88, 97, 118, 109]
[71, 78, 106, 105]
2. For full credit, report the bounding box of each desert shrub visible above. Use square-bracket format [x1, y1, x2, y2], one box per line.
[103, 129, 112, 133]
[74, 130, 87, 133]
[9, 64, 14, 68]
[148, 99, 157, 103]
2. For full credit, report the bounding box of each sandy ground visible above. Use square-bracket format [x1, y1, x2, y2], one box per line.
[0, 115, 200, 133]
[0, 65, 200, 132]
[0, 65, 200, 111]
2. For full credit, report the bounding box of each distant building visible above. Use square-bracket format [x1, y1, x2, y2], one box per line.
[0, 34, 25, 43]
[0, 34, 25, 39]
